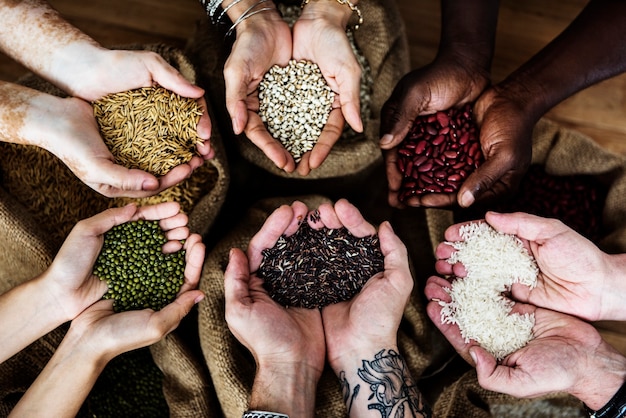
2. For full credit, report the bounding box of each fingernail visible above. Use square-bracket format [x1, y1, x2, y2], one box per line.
[231, 118, 241, 134]
[380, 134, 394, 146]
[469, 348, 478, 365]
[460, 191, 475, 208]
[194, 294, 205, 304]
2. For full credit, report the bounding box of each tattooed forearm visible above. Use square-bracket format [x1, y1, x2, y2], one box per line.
[339, 349, 432, 418]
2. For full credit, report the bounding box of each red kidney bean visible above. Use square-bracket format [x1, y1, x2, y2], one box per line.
[395, 103, 484, 202]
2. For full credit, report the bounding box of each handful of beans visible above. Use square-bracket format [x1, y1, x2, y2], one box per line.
[397, 103, 483, 202]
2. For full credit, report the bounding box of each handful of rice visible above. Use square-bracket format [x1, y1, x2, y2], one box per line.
[438, 222, 538, 360]
[93, 86, 203, 176]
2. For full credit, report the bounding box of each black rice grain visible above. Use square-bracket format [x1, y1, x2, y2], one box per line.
[257, 221, 384, 309]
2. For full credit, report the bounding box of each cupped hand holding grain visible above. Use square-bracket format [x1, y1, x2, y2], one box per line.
[479, 211, 626, 322]
[437, 303, 626, 412]
[379, 54, 490, 209]
[292, 5, 363, 176]
[320, 219, 412, 372]
[224, 245, 324, 418]
[223, 10, 295, 173]
[0, 201, 202, 365]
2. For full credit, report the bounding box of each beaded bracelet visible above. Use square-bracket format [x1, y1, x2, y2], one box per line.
[584, 379, 626, 418]
[301, 0, 363, 31]
[242, 411, 289, 418]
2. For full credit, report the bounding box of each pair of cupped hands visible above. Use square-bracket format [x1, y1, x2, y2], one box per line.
[224, 199, 411, 392]
[222, 3, 364, 176]
[425, 211, 626, 410]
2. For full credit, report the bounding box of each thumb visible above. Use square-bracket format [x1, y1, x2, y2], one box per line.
[88, 160, 160, 197]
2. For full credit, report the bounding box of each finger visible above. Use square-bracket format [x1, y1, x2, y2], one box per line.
[92, 162, 160, 198]
[456, 150, 514, 208]
[151, 290, 204, 338]
[434, 241, 458, 260]
[284, 201, 309, 236]
[76, 204, 139, 238]
[471, 346, 510, 392]
[180, 233, 205, 293]
[379, 90, 415, 150]
[317, 202, 343, 229]
[411, 192, 458, 208]
[378, 221, 412, 288]
[247, 205, 295, 270]
[383, 149, 405, 208]
[339, 91, 362, 134]
[309, 109, 344, 169]
[484, 211, 568, 243]
[296, 153, 312, 176]
[159, 212, 189, 232]
[133, 201, 182, 221]
[425, 301, 474, 365]
[334, 198, 376, 238]
[196, 96, 212, 141]
[197, 140, 214, 160]
[245, 113, 296, 172]
[144, 53, 204, 99]
[424, 275, 453, 302]
[224, 248, 253, 311]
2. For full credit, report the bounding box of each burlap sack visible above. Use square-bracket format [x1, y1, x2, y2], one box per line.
[0, 44, 228, 416]
[198, 195, 433, 417]
[186, 0, 410, 179]
[424, 117, 626, 417]
[0, 186, 67, 416]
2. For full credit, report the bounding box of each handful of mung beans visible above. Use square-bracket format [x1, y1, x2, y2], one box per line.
[93, 219, 185, 312]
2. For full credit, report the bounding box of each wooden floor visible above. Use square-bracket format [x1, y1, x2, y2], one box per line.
[1, 0, 624, 156]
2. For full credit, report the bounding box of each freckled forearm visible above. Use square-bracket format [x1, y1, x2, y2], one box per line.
[0, 0, 100, 93]
[0, 80, 68, 151]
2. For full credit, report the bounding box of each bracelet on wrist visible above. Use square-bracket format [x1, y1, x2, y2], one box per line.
[300, 0, 363, 31]
[584, 379, 626, 418]
[243, 411, 290, 418]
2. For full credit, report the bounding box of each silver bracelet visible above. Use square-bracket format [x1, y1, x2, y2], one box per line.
[225, 0, 274, 37]
[242, 411, 289, 418]
[216, 0, 246, 24]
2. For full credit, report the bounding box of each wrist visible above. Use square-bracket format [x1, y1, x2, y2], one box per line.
[300, 0, 358, 31]
[249, 361, 320, 417]
[599, 253, 626, 321]
[47, 41, 106, 99]
[570, 345, 626, 411]
[584, 379, 626, 418]
[329, 343, 398, 377]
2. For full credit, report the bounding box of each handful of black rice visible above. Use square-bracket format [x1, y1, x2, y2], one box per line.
[93, 220, 185, 312]
[257, 221, 384, 308]
[93, 86, 203, 176]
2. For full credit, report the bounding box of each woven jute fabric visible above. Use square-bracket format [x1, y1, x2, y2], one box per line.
[0, 186, 66, 416]
[0, 44, 228, 416]
[186, 0, 410, 179]
[434, 370, 585, 418]
[198, 195, 433, 417]
[425, 117, 626, 417]
[150, 332, 221, 417]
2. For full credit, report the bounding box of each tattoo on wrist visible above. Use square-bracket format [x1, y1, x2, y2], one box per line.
[339, 349, 432, 417]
